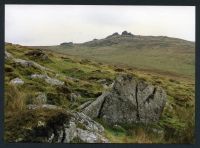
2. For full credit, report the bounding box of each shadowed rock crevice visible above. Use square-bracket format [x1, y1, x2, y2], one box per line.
[145, 87, 157, 104]
[135, 84, 140, 121]
[97, 96, 107, 118]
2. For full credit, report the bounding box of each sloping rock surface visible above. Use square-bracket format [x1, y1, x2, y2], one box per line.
[82, 75, 166, 124]
[22, 111, 108, 143]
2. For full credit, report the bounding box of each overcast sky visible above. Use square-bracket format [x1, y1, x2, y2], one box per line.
[5, 5, 195, 46]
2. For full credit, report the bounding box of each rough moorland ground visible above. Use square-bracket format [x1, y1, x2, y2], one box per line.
[4, 43, 195, 143]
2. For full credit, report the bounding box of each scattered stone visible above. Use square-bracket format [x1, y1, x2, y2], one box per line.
[35, 92, 47, 104]
[10, 78, 24, 85]
[25, 49, 49, 61]
[82, 75, 166, 124]
[30, 74, 64, 86]
[30, 74, 48, 79]
[13, 58, 51, 71]
[37, 121, 46, 127]
[27, 104, 60, 110]
[5, 51, 13, 60]
[70, 93, 81, 102]
[45, 77, 64, 86]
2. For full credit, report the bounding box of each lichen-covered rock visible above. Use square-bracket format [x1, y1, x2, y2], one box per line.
[76, 128, 109, 143]
[13, 58, 50, 71]
[27, 104, 60, 110]
[77, 100, 93, 111]
[22, 111, 108, 143]
[35, 92, 47, 104]
[45, 77, 64, 86]
[30, 74, 64, 86]
[10, 77, 24, 85]
[73, 112, 104, 134]
[69, 93, 81, 102]
[82, 92, 109, 119]
[82, 75, 166, 124]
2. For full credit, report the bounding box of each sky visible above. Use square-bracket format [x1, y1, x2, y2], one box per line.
[5, 5, 195, 46]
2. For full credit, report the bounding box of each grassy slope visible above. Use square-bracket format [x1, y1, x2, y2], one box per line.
[39, 35, 195, 78]
[5, 43, 195, 143]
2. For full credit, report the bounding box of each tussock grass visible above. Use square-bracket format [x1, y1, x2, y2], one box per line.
[4, 43, 195, 143]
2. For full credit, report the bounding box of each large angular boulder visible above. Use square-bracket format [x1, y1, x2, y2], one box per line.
[82, 75, 166, 124]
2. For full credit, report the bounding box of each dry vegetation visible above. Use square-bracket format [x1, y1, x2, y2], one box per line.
[4, 42, 195, 143]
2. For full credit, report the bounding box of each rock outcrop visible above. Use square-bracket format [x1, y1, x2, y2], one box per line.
[22, 111, 109, 143]
[60, 42, 73, 47]
[13, 58, 51, 71]
[121, 31, 134, 36]
[82, 75, 166, 124]
[5, 50, 52, 72]
[25, 49, 49, 61]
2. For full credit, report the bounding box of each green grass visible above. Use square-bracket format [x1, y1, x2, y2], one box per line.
[42, 35, 195, 78]
[4, 43, 195, 143]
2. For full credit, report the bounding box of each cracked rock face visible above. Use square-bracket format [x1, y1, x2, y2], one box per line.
[82, 75, 166, 124]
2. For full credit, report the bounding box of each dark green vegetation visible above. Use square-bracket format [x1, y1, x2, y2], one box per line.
[5, 40, 195, 143]
[35, 33, 195, 78]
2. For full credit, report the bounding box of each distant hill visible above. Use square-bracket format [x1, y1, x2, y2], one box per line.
[32, 31, 195, 78]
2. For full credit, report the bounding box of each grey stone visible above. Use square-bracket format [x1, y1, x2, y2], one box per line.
[27, 104, 60, 110]
[10, 78, 24, 85]
[63, 121, 77, 143]
[23, 110, 109, 143]
[82, 75, 166, 124]
[45, 77, 64, 86]
[30, 74, 64, 86]
[48, 112, 108, 143]
[77, 128, 109, 143]
[73, 112, 104, 134]
[5, 51, 13, 60]
[77, 100, 93, 111]
[82, 92, 110, 119]
[35, 92, 47, 104]
[13, 58, 52, 72]
[70, 93, 81, 102]
[30, 74, 48, 79]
